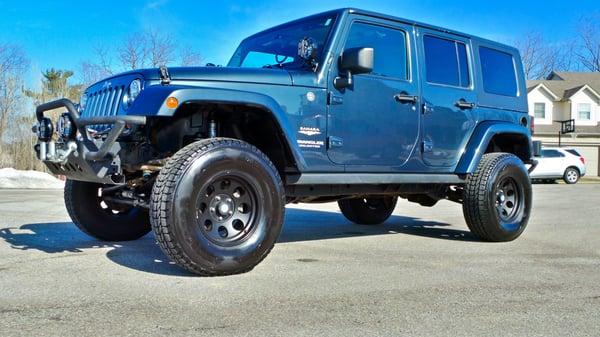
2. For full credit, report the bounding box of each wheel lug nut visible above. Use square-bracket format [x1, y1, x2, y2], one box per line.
[228, 211, 233, 215]
[226, 198, 232, 203]
[215, 196, 221, 201]
[210, 207, 216, 212]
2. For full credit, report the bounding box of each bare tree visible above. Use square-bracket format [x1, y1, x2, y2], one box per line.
[514, 31, 570, 79]
[0, 43, 27, 75]
[0, 43, 28, 142]
[0, 43, 44, 170]
[0, 114, 44, 171]
[146, 30, 175, 67]
[78, 43, 116, 86]
[118, 33, 148, 70]
[93, 44, 114, 75]
[180, 48, 203, 66]
[575, 15, 600, 72]
[83, 30, 199, 78]
[79, 61, 112, 86]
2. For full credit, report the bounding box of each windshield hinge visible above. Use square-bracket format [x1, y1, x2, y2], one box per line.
[159, 65, 171, 85]
[327, 92, 343, 105]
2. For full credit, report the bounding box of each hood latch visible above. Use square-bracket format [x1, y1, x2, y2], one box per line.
[159, 65, 171, 85]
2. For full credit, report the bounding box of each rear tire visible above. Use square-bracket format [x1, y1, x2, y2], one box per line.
[463, 153, 532, 242]
[150, 138, 285, 276]
[64, 180, 151, 241]
[338, 196, 397, 225]
[563, 167, 579, 184]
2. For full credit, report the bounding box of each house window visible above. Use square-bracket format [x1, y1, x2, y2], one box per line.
[534, 102, 546, 119]
[577, 103, 591, 120]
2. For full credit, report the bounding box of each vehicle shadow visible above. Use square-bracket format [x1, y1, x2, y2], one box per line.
[0, 208, 475, 276]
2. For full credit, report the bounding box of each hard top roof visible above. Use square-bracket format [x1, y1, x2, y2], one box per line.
[244, 8, 517, 53]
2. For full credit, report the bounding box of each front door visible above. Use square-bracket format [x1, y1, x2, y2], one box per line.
[417, 29, 478, 168]
[327, 19, 419, 168]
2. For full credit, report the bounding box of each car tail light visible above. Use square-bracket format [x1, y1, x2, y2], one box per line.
[580, 156, 585, 164]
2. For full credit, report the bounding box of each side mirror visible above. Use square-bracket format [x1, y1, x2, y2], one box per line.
[334, 47, 374, 89]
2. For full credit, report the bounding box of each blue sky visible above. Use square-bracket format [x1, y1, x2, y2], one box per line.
[2, 0, 598, 86]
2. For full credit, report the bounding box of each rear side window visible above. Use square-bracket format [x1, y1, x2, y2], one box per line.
[479, 46, 518, 96]
[345, 22, 408, 79]
[423, 35, 470, 87]
[565, 149, 581, 156]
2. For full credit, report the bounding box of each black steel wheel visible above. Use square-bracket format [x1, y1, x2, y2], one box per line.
[150, 138, 285, 276]
[493, 176, 524, 225]
[338, 196, 398, 225]
[64, 180, 151, 241]
[463, 153, 532, 242]
[195, 176, 259, 246]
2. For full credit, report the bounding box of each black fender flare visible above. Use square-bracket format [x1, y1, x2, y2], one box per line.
[455, 121, 533, 174]
[126, 85, 308, 171]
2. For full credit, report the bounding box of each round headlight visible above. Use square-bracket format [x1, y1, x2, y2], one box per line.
[79, 93, 88, 111]
[123, 79, 143, 109]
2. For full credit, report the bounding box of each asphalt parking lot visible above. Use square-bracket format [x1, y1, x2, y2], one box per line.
[0, 184, 598, 337]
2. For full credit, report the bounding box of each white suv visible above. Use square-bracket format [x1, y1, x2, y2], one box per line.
[530, 147, 587, 184]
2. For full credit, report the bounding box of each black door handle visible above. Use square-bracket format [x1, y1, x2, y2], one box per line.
[455, 99, 475, 109]
[394, 93, 418, 104]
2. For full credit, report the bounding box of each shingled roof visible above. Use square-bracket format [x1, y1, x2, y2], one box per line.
[527, 71, 600, 101]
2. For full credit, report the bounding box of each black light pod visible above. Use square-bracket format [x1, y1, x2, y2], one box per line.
[37, 117, 54, 141]
[57, 113, 76, 140]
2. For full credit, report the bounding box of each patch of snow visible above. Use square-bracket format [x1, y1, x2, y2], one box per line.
[0, 168, 65, 189]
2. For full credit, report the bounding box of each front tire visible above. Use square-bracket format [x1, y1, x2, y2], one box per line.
[463, 153, 532, 242]
[64, 180, 151, 241]
[338, 196, 398, 225]
[563, 167, 580, 184]
[150, 138, 285, 276]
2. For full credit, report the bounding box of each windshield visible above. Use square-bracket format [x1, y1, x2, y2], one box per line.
[228, 14, 336, 70]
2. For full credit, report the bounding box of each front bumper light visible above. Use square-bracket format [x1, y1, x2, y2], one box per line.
[57, 113, 76, 140]
[35, 117, 54, 141]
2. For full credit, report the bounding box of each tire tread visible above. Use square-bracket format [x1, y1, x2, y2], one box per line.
[150, 138, 284, 276]
[463, 153, 520, 242]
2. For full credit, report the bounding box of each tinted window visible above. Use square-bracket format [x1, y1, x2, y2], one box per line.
[423, 35, 470, 87]
[345, 23, 408, 79]
[480, 46, 517, 96]
[565, 149, 581, 156]
[541, 150, 564, 158]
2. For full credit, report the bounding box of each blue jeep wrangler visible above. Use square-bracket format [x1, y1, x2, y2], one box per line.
[33, 8, 535, 275]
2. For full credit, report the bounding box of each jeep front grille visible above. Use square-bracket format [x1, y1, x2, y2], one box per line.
[82, 85, 125, 131]
[84, 85, 124, 118]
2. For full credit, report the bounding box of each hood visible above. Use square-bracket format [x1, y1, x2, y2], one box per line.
[115, 67, 294, 86]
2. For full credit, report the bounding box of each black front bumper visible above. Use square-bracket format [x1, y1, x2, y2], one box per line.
[35, 98, 147, 184]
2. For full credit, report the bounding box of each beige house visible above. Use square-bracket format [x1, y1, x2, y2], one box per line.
[527, 72, 600, 177]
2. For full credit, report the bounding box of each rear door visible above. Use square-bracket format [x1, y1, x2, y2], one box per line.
[417, 29, 478, 168]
